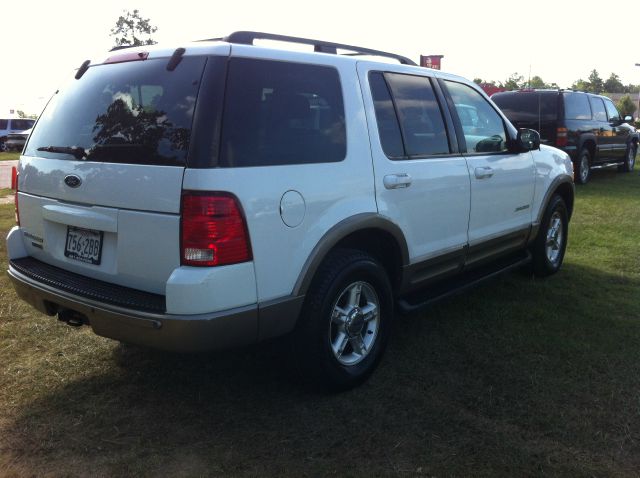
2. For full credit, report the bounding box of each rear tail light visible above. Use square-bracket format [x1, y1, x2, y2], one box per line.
[181, 192, 252, 267]
[14, 172, 19, 225]
[556, 127, 568, 147]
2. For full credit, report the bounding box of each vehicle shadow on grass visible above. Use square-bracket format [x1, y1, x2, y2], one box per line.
[3, 263, 640, 477]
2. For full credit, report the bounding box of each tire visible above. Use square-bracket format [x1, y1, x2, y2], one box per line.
[619, 144, 636, 173]
[575, 148, 591, 185]
[531, 195, 568, 277]
[0, 142, 6, 152]
[292, 248, 393, 391]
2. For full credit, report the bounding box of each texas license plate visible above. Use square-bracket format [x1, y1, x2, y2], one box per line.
[64, 226, 103, 265]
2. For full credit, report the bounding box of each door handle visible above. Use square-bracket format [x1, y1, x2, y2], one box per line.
[474, 167, 494, 179]
[383, 173, 412, 189]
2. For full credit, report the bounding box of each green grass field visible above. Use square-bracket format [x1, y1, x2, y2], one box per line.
[0, 167, 639, 476]
[0, 152, 20, 161]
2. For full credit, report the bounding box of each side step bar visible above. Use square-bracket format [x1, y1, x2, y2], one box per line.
[397, 250, 532, 315]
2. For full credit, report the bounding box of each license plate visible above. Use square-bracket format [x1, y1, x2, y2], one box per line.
[65, 227, 103, 265]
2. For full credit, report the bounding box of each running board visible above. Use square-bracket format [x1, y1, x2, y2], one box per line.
[590, 161, 624, 170]
[397, 250, 532, 315]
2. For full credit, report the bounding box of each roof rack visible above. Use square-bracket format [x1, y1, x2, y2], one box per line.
[200, 31, 417, 66]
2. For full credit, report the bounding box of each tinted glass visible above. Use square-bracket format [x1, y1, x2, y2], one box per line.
[383, 73, 449, 157]
[563, 93, 592, 120]
[25, 57, 206, 166]
[0, 120, 7, 129]
[589, 97, 607, 122]
[603, 99, 620, 122]
[10, 119, 34, 130]
[369, 72, 404, 158]
[491, 91, 557, 123]
[446, 81, 508, 153]
[219, 59, 345, 167]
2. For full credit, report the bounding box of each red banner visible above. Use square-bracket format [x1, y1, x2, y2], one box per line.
[420, 55, 444, 70]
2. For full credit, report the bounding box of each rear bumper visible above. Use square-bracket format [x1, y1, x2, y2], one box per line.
[8, 261, 258, 352]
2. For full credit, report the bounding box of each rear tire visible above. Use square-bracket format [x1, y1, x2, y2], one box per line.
[532, 195, 568, 277]
[575, 148, 591, 185]
[291, 249, 393, 391]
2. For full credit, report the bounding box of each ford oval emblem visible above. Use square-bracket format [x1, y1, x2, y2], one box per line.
[64, 175, 82, 188]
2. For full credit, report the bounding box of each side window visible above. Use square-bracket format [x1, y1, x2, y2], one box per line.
[589, 97, 608, 122]
[603, 99, 620, 122]
[219, 59, 346, 167]
[384, 73, 450, 157]
[445, 80, 508, 153]
[369, 72, 404, 158]
[563, 93, 592, 120]
[0, 119, 8, 130]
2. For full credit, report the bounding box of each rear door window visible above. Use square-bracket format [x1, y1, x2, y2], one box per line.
[563, 93, 592, 120]
[219, 58, 346, 167]
[589, 97, 608, 122]
[10, 119, 35, 130]
[25, 57, 206, 166]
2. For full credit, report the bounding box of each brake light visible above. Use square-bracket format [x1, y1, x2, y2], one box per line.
[556, 127, 568, 147]
[181, 192, 252, 267]
[103, 51, 149, 64]
[14, 173, 19, 225]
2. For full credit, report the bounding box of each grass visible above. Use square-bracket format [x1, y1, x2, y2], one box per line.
[0, 167, 639, 476]
[0, 152, 20, 161]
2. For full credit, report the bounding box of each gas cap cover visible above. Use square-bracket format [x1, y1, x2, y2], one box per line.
[279, 190, 305, 228]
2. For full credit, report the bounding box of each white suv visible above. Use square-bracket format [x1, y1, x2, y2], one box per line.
[7, 32, 574, 389]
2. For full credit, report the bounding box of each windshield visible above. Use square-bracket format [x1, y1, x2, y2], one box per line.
[25, 56, 206, 166]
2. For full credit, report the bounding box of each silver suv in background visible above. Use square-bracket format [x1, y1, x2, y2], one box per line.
[0, 118, 35, 152]
[7, 32, 574, 390]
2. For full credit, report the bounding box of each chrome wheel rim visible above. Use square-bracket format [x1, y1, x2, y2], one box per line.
[580, 155, 589, 182]
[545, 211, 564, 265]
[329, 281, 380, 366]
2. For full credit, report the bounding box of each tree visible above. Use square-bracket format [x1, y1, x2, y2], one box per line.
[616, 95, 636, 118]
[528, 76, 549, 89]
[604, 73, 624, 93]
[571, 78, 591, 92]
[502, 73, 524, 90]
[588, 69, 604, 94]
[110, 9, 157, 48]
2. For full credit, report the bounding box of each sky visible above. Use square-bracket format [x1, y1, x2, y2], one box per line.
[2, 0, 639, 116]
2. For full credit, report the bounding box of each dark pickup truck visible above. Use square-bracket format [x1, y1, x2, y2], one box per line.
[492, 89, 638, 184]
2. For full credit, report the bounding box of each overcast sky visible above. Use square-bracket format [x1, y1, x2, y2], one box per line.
[2, 0, 639, 115]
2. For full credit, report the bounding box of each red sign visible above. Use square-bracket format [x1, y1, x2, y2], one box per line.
[420, 55, 444, 70]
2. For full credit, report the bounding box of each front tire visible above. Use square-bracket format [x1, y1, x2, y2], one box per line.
[619, 144, 636, 173]
[575, 148, 591, 185]
[292, 249, 393, 391]
[532, 195, 568, 277]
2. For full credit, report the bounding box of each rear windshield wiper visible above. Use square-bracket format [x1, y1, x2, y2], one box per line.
[37, 146, 87, 160]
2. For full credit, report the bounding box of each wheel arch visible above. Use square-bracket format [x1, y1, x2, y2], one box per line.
[535, 175, 575, 227]
[292, 214, 409, 297]
[578, 136, 596, 159]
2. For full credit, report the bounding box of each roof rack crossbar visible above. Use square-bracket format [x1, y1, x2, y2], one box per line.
[201, 31, 417, 66]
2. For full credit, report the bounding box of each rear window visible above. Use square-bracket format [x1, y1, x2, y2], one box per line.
[25, 57, 206, 166]
[0, 120, 8, 129]
[563, 93, 591, 120]
[219, 58, 346, 167]
[492, 92, 557, 123]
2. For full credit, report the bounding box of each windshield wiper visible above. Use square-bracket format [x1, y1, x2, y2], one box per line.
[37, 146, 87, 160]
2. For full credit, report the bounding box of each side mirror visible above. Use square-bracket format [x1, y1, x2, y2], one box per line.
[516, 128, 540, 151]
[624, 115, 633, 124]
